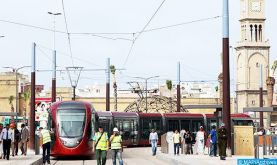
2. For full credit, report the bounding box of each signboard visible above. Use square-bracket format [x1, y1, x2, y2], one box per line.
[35, 98, 51, 129]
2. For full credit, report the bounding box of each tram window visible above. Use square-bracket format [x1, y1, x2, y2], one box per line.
[152, 120, 161, 132]
[180, 120, 190, 131]
[168, 120, 179, 132]
[122, 120, 131, 140]
[207, 119, 217, 133]
[191, 120, 203, 134]
[142, 119, 151, 139]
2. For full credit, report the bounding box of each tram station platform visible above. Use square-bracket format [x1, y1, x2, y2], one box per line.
[0, 150, 42, 165]
[156, 149, 254, 165]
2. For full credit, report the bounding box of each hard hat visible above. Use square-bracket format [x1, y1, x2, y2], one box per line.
[113, 127, 119, 132]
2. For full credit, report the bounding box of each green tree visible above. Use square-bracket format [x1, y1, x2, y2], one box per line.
[110, 65, 118, 111]
[8, 95, 15, 121]
[22, 90, 30, 123]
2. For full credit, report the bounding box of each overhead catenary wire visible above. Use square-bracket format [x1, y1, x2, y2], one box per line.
[137, 16, 221, 33]
[122, 0, 167, 67]
[0, 15, 220, 37]
[36, 43, 102, 67]
[61, 0, 74, 66]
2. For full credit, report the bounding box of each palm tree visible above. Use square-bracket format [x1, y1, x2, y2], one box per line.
[22, 90, 30, 123]
[166, 80, 173, 112]
[110, 65, 118, 111]
[8, 95, 15, 122]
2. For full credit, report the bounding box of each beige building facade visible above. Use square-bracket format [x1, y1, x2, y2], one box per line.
[236, 0, 270, 113]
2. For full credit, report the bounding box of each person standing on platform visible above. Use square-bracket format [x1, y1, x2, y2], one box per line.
[20, 123, 29, 155]
[39, 127, 51, 165]
[0, 123, 3, 159]
[93, 126, 109, 165]
[218, 123, 228, 160]
[209, 125, 217, 157]
[110, 127, 123, 165]
[195, 126, 206, 155]
[1, 124, 14, 160]
[149, 129, 158, 156]
[184, 131, 193, 154]
[172, 130, 181, 155]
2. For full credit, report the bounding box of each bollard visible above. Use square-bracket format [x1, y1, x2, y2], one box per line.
[35, 134, 40, 155]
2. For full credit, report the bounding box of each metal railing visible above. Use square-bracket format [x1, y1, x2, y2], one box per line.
[254, 135, 277, 158]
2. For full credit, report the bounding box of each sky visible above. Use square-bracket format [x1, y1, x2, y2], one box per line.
[0, 0, 277, 93]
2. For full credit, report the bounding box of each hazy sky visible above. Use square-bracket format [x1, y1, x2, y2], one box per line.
[0, 0, 277, 92]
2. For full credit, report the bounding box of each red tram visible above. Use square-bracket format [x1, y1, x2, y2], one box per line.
[48, 101, 253, 157]
[49, 101, 95, 157]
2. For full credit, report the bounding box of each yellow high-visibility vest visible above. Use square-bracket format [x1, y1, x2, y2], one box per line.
[41, 129, 51, 144]
[95, 132, 108, 150]
[111, 135, 122, 150]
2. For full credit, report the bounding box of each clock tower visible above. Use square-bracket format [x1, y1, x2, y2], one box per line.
[235, 0, 270, 113]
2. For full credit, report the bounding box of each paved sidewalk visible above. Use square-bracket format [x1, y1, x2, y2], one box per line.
[0, 151, 42, 165]
[156, 149, 255, 165]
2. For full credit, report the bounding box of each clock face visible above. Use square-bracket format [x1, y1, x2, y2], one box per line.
[251, 1, 261, 12]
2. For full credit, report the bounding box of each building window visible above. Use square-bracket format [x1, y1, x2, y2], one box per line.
[251, 100, 255, 105]
[255, 24, 258, 42]
[259, 25, 262, 41]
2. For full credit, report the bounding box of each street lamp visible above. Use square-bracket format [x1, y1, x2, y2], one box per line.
[48, 12, 62, 50]
[3, 66, 31, 122]
[133, 76, 159, 113]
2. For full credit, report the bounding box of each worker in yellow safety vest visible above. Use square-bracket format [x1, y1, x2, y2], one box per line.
[93, 125, 109, 165]
[39, 127, 51, 165]
[110, 127, 123, 165]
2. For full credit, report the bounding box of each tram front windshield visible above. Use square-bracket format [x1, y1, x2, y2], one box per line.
[57, 109, 86, 138]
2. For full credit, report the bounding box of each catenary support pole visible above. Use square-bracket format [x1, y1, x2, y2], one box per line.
[222, 0, 231, 151]
[30, 42, 36, 151]
[177, 62, 181, 112]
[106, 58, 110, 111]
[260, 64, 264, 128]
[52, 50, 56, 102]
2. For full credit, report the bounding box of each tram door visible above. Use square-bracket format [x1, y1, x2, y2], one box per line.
[168, 120, 179, 132]
[115, 119, 138, 146]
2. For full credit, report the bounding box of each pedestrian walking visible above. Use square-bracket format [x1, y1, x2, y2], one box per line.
[218, 123, 227, 160]
[149, 129, 158, 156]
[0, 123, 3, 159]
[20, 124, 29, 155]
[184, 131, 193, 154]
[39, 127, 51, 165]
[14, 126, 20, 156]
[10, 123, 16, 157]
[1, 124, 14, 160]
[172, 129, 181, 155]
[93, 126, 109, 165]
[209, 125, 217, 157]
[110, 127, 123, 165]
[195, 126, 206, 155]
